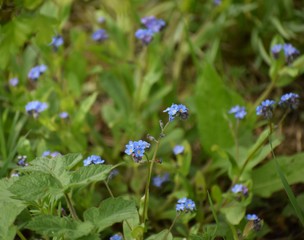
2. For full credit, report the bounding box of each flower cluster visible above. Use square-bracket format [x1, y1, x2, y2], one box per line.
[135, 16, 165, 45]
[228, 105, 247, 119]
[50, 35, 64, 50]
[153, 173, 169, 187]
[28, 64, 47, 81]
[279, 92, 299, 110]
[271, 43, 300, 64]
[173, 145, 184, 155]
[176, 197, 196, 212]
[92, 29, 108, 42]
[125, 140, 150, 162]
[42, 151, 61, 158]
[9, 77, 19, 87]
[256, 99, 276, 119]
[25, 101, 48, 118]
[83, 155, 105, 166]
[164, 104, 188, 121]
[231, 184, 248, 196]
[109, 234, 122, 240]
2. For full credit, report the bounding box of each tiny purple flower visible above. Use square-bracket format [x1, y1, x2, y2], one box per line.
[92, 29, 108, 42]
[214, 0, 222, 5]
[83, 155, 105, 166]
[125, 140, 150, 162]
[109, 234, 122, 240]
[11, 172, 20, 177]
[50, 35, 64, 50]
[246, 214, 259, 221]
[176, 197, 196, 212]
[271, 44, 283, 58]
[98, 17, 105, 24]
[135, 29, 154, 45]
[256, 99, 276, 119]
[173, 145, 184, 155]
[59, 112, 69, 119]
[42, 151, 61, 158]
[109, 169, 119, 180]
[141, 16, 166, 33]
[164, 104, 189, 121]
[9, 77, 19, 87]
[25, 101, 48, 118]
[279, 92, 299, 110]
[228, 105, 247, 119]
[28, 65, 47, 80]
[231, 184, 248, 196]
[271, 43, 299, 63]
[153, 173, 169, 187]
[17, 155, 28, 167]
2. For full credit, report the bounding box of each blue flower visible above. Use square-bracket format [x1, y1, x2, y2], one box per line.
[9, 77, 19, 87]
[214, 0, 222, 5]
[17, 155, 28, 167]
[50, 35, 64, 50]
[25, 101, 48, 118]
[173, 145, 184, 155]
[42, 151, 61, 157]
[11, 172, 20, 177]
[228, 105, 247, 119]
[141, 16, 166, 33]
[279, 92, 299, 110]
[153, 173, 169, 187]
[83, 155, 105, 166]
[271, 44, 283, 58]
[164, 104, 188, 121]
[125, 140, 150, 162]
[92, 29, 108, 42]
[246, 214, 259, 221]
[231, 184, 248, 196]
[109, 169, 119, 179]
[135, 29, 154, 45]
[28, 65, 47, 81]
[256, 99, 276, 119]
[59, 112, 69, 119]
[271, 43, 299, 63]
[176, 197, 196, 212]
[109, 234, 122, 240]
[98, 17, 105, 24]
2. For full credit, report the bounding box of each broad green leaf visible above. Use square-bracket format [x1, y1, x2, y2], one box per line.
[83, 197, 138, 232]
[195, 63, 244, 154]
[253, 153, 304, 197]
[26, 215, 94, 239]
[9, 172, 63, 201]
[221, 204, 245, 225]
[68, 164, 112, 188]
[146, 229, 173, 240]
[0, 178, 26, 240]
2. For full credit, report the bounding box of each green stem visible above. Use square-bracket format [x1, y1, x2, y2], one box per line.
[64, 193, 79, 220]
[104, 181, 114, 198]
[163, 213, 180, 240]
[16, 230, 27, 240]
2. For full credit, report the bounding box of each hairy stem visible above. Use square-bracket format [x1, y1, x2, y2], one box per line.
[104, 180, 114, 198]
[64, 193, 79, 220]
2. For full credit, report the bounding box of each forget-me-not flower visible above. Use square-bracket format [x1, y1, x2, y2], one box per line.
[83, 155, 105, 166]
[59, 112, 69, 119]
[153, 173, 169, 187]
[50, 35, 64, 50]
[173, 145, 184, 155]
[231, 184, 248, 196]
[25, 101, 48, 118]
[228, 105, 247, 119]
[125, 140, 150, 162]
[256, 99, 276, 119]
[141, 16, 166, 33]
[92, 29, 108, 42]
[28, 65, 47, 81]
[42, 151, 61, 158]
[9, 77, 19, 87]
[109, 234, 122, 240]
[17, 155, 28, 167]
[164, 104, 188, 121]
[176, 197, 196, 212]
[279, 92, 299, 110]
[271, 43, 299, 64]
[135, 29, 154, 45]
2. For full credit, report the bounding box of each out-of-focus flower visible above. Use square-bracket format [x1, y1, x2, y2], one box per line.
[176, 197, 196, 212]
[59, 112, 69, 119]
[135, 29, 154, 45]
[228, 105, 247, 119]
[141, 16, 166, 33]
[125, 140, 150, 162]
[256, 99, 276, 119]
[108, 169, 119, 180]
[214, 0, 222, 5]
[50, 35, 64, 50]
[246, 214, 259, 221]
[271, 43, 299, 64]
[164, 104, 188, 121]
[109, 234, 122, 240]
[17, 155, 28, 167]
[153, 173, 169, 187]
[98, 17, 105, 23]
[9, 78, 19, 87]
[231, 184, 248, 196]
[11, 172, 20, 177]
[92, 29, 108, 42]
[173, 145, 184, 155]
[83, 155, 105, 166]
[25, 101, 48, 118]
[42, 151, 61, 158]
[28, 65, 47, 81]
[279, 93, 299, 110]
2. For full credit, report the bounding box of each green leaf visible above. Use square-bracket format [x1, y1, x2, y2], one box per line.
[26, 215, 94, 239]
[146, 229, 173, 240]
[83, 197, 138, 232]
[221, 204, 245, 225]
[9, 172, 63, 201]
[68, 164, 112, 188]
[195, 63, 244, 154]
[253, 153, 304, 197]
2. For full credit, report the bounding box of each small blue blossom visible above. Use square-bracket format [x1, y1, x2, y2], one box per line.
[173, 145, 184, 155]
[271, 44, 283, 57]
[164, 104, 189, 121]
[228, 105, 247, 119]
[125, 140, 150, 162]
[11, 172, 20, 177]
[176, 197, 196, 212]
[214, 0, 222, 5]
[25, 101, 48, 118]
[9, 77, 19, 87]
[17, 156, 28, 167]
[231, 184, 248, 196]
[256, 99, 276, 119]
[59, 112, 69, 119]
[135, 29, 154, 45]
[50, 35, 64, 50]
[279, 92, 299, 110]
[153, 173, 169, 187]
[109, 169, 119, 180]
[42, 151, 61, 158]
[92, 29, 108, 42]
[246, 214, 259, 221]
[98, 17, 105, 24]
[271, 43, 299, 63]
[28, 65, 47, 80]
[83, 155, 105, 166]
[109, 234, 122, 240]
[141, 16, 166, 33]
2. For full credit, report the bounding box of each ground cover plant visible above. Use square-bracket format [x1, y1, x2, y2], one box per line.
[1, 0, 304, 239]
